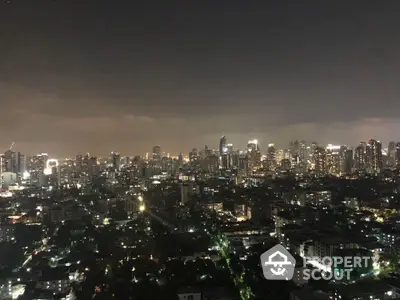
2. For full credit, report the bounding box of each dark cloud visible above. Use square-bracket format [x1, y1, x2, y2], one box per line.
[1, 0, 400, 156]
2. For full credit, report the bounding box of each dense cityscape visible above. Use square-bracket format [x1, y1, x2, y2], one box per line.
[0, 136, 400, 299]
[3, 1, 400, 299]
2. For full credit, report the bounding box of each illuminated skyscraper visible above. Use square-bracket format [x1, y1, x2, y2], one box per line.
[275, 149, 284, 166]
[366, 139, 382, 174]
[219, 136, 227, 156]
[354, 142, 366, 171]
[266, 143, 276, 171]
[326, 144, 341, 176]
[247, 139, 261, 172]
[313, 147, 327, 176]
[219, 136, 227, 168]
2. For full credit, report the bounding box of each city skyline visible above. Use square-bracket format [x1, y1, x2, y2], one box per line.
[2, 136, 399, 159]
[2, 1, 400, 155]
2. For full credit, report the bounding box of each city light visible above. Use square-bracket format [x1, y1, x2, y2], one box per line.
[43, 168, 52, 175]
[139, 204, 145, 212]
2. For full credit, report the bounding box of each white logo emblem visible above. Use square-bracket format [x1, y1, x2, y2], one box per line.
[260, 244, 296, 280]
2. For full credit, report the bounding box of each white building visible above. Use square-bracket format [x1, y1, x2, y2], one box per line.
[177, 287, 202, 300]
[1, 172, 17, 189]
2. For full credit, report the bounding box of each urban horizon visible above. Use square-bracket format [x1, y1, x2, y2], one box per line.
[2, 137, 400, 159]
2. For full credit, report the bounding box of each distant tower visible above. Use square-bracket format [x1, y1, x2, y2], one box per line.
[343, 149, 353, 175]
[366, 139, 382, 174]
[247, 140, 261, 172]
[219, 136, 227, 156]
[152, 146, 161, 160]
[313, 147, 327, 176]
[388, 141, 396, 167]
[354, 142, 366, 171]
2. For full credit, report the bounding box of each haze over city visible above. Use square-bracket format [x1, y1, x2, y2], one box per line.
[1, 1, 400, 155]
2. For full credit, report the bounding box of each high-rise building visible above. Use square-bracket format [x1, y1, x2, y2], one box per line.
[75, 154, 83, 173]
[247, 139, 261, 172]
[152, 146, 161, 160]
[366, 139, 382, 174]
[289, 140, 299, 158]
[299, 140, 308, 164]
[202, 154, 218, 174]
[313, 147, 327, 176]
[354, 142, 366, 171]
[266, 144, 276, 171]
[396, 143, 400, 167]
[178, 152, 183, 168]
[219, 136, 227, 156]
[219, 136, 227, 168]
[343, 149, 353, 175]
[326, 144, 341, 176]
[3, 150, 20, 173]
[110, 152, 121, 170]
[388, 141, 396, 167]
[275, 149, 284, 166]
[189, 148, 198, 162]
[238, 152, 249, 175]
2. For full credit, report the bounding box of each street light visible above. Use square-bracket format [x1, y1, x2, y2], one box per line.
[139, 204, 145, 212]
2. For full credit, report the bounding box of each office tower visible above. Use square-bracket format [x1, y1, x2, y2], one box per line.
[247, 139, 261, 172]
[313, 147, 327, 176]
[220, 152, 229, 169]
[152, 146, 161, 160]
[110, 152, 121, 170]
[238, 152, 249, 175]
[81, 153, 90, 174]
[326, 144, 341, 176]
[29, 153, 48, 186]
[266, 144, 276, 171]
[202, 154, 219, 174]
[3, 150, 19, 173]
[354, 142, 366, 171]
[281, 159, 291, 171]
[204, 145, 213, 157]
[219, 136, 227, 168]
[19, 154, 26, 174]
[343, 149, 353, 174]
[388, 141, 396, 167]
[289, 140, 300, 165]
[88, 156, 99, 179]
[396, 143, 400, 167]
[32, 153, 48, 173]
[75, 154, 83, 173]
[189, 148, 198, 162]
[219, 136, 227, 156]
[299, 140, 308, 164]
[275, 149, 284, 166]
[219, 143, 232, 170]
[231, 150, 239, 168]
[366, 139, 382, 174]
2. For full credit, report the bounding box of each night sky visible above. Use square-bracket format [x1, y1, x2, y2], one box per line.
[1, 1, 400, 156]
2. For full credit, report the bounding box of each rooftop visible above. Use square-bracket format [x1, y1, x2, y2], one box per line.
[291, 288, 330, 300]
